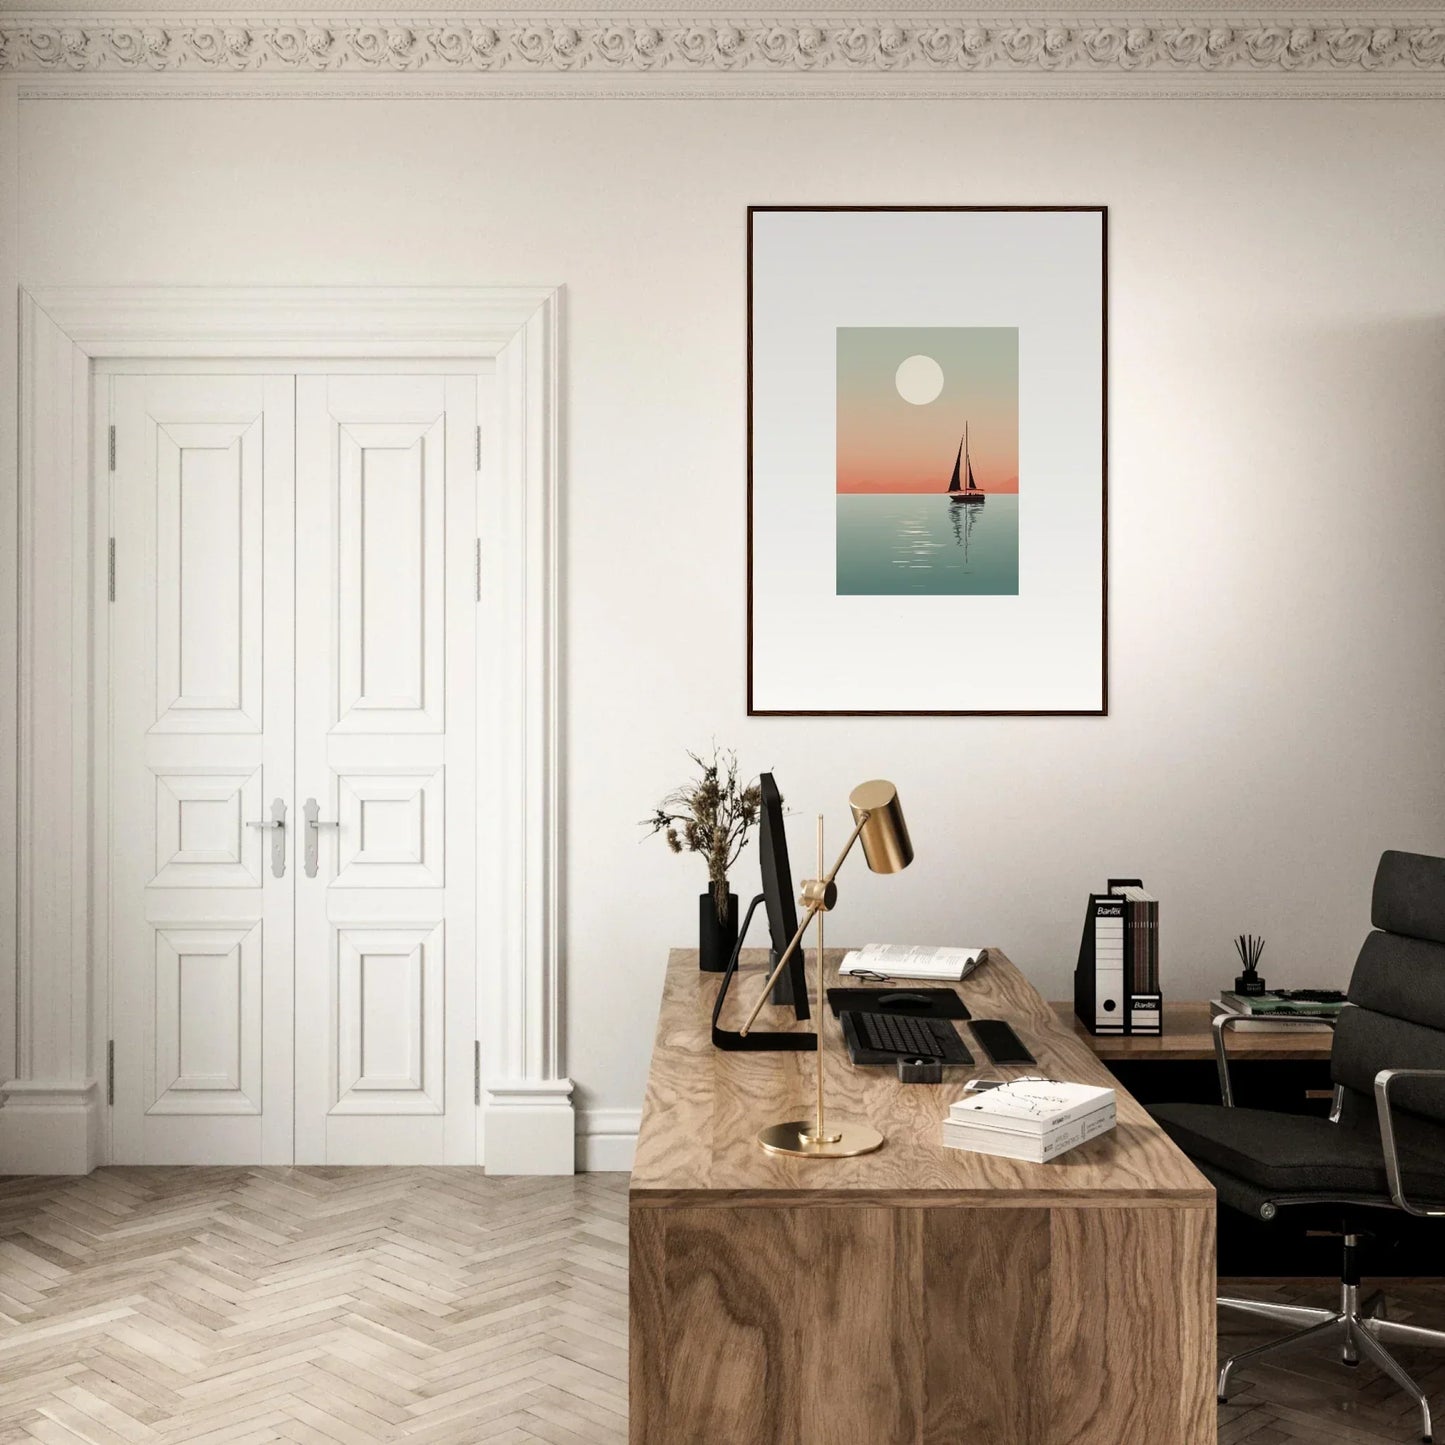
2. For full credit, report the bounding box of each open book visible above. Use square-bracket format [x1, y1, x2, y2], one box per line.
[838, 943, 986, 982]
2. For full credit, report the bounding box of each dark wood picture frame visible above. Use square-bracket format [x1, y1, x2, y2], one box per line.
[746, 204, 1109, 717]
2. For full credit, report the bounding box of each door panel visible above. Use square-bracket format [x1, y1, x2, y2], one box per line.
[336, 421, 445, 732]
[153, 421, 264, 732]
[334, 922, 444, 1114]
[151, 922, 262, 1114]
[294, 375, 477, 1164]
[333, 767, 445, 888]
[110, 374, 295, 1164]
[150, 767, 265, 888]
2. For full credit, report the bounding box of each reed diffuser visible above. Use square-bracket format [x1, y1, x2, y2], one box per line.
[1233, 934, 1266, 997]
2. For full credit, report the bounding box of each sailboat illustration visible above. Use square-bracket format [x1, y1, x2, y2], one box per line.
[947, 423, 986, 505]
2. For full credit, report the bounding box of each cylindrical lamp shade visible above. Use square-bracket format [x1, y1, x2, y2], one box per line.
[848, 780, 913, 874]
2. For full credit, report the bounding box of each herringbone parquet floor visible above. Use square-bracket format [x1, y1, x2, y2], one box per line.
[2, 1168, 1443, 1443]
[0, 1169, 628, 1445]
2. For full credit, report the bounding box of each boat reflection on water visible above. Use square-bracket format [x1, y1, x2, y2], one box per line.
[835, 493, 1018, 595]
[949, 497, 978, 563]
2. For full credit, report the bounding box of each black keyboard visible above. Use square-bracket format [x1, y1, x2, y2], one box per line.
[841, 1010, 974, 1065]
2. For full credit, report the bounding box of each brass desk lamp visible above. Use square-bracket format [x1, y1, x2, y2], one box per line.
[739, 779, 913, 1158]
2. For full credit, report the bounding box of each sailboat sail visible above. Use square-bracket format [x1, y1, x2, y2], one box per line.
[946, 423, 985, 502]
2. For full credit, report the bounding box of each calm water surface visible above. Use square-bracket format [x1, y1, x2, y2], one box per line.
[836, 494, 1019, 596]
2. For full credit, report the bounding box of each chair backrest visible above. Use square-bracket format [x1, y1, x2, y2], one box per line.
[1332, 851, 1445, 1146]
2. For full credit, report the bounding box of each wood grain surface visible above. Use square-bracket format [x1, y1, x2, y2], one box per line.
[1048, 1205, 1216, 1445]
[629, 948, 1216, 1444]
[630, 1200, 1215, 1445]
[630, 949, 1212, 1205]
[1053, 999, 1334, 1062]
[922, 1207, 1050, 1444]
[638, 1206, 930, 1445]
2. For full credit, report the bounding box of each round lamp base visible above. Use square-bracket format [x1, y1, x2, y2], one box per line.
[757, 1119, 884, 1158]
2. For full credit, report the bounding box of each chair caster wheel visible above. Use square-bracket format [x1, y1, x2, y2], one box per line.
[1217, 1397, 1227, 1405]
[1342, 1359, 1359, 1368]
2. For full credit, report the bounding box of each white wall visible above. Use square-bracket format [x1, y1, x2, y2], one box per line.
[17, 95, 1445, 1152]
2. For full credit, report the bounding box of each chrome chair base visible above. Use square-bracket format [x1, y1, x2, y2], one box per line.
[1219, 1280, 1445, 1443]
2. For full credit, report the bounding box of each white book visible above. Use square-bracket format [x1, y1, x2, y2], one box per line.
[838, 943, 985, 982]
[942, 1102, 1116, 1163]
[948, 1079, 1115, 1135]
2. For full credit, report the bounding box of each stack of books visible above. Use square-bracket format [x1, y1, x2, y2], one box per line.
[941, 1079, 1116, 1163]
[1209, 989, 1345, 1033]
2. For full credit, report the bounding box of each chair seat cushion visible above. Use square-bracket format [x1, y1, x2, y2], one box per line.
[1149, 1102, 1445, 1199]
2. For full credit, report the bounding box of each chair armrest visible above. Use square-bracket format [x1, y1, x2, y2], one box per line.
[1374, 1068, 1445, 1217]
[1212, 1010, 1338, 1108]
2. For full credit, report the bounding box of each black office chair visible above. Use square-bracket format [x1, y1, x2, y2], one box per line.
[1150, 849, 1445, 1443]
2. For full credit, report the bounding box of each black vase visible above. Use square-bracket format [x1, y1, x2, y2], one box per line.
[699, 888, 739, 973]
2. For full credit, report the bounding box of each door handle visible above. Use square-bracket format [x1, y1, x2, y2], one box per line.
[303, 797, 340, 879]
[246, 797, 288, 879]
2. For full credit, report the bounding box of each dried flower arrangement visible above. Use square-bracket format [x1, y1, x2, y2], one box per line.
[643, 747, 763, 923]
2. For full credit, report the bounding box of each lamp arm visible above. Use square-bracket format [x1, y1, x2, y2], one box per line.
[738, 812, 871, 1038]
[819, 812, 871, 890]
[737, 901, 822, 1039]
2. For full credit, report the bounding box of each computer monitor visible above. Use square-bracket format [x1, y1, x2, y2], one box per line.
[758, 773, 810, 1020]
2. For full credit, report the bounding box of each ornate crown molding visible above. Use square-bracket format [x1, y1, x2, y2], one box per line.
[4, 12, 1445, 91]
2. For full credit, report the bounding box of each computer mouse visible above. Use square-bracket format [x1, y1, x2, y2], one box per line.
[877, 991, 932, 1010]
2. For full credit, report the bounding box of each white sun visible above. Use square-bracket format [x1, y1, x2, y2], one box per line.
[894, 354, 944, 406]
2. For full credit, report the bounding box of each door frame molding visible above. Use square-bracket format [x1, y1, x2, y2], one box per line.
[4, 286, 571, 1175]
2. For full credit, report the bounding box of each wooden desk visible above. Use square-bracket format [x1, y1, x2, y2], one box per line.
[1052, 999, 1334, 1063]
[630, 949, 1215, 1445]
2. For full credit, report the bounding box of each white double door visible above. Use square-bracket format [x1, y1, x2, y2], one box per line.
[108, 368, 481, 1165]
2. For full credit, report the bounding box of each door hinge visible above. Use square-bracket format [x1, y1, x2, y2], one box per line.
[107, 538, 116, 602]
[474, 539, 482, 603]
[107, 424, 116, 472]
[106, 1040, 115, 1106]
[475, 424, 482, 472]
[474, 1041, 481, 1106]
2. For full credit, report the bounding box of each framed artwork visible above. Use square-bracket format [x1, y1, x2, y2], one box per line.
[747, 205, 1107, 716]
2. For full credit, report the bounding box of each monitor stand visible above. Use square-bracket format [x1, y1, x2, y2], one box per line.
[711, 894, 816, 1052]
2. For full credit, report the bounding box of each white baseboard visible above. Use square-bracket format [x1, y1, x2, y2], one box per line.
[576, 1108, 639, 1173]
[482, 1078, 576, 1175]
[0, 1078, 639, 1177]
[0, 1079, 102, 1175]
